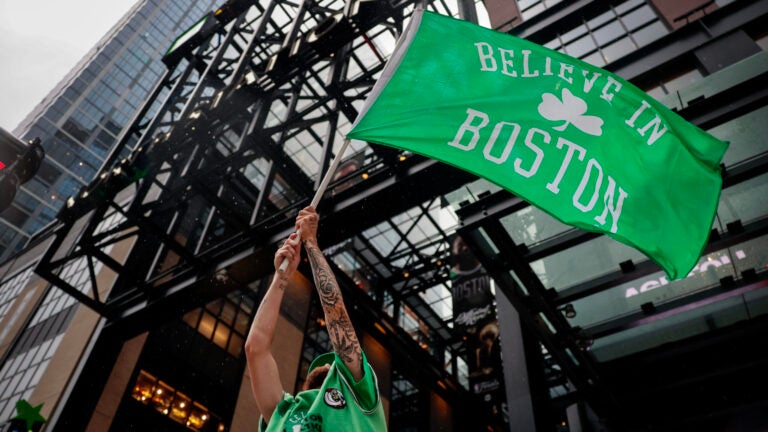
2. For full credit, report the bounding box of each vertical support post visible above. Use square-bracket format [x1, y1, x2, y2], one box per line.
[496, 282, 537, 432]
[458, 0, 479, 23]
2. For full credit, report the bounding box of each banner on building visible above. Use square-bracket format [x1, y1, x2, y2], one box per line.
[449, 235, 505, 422]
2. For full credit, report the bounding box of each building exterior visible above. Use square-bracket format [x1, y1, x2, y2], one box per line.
[0, 0, 222, 262]
[1, 0, 767, 431]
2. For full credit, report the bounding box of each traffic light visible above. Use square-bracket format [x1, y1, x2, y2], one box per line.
[0, 127, 45, 213]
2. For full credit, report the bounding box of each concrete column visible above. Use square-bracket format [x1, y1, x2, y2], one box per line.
[496, 284, 536, 432]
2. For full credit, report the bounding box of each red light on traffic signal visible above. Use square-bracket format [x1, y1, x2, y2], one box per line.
[0, 161, 5, 170]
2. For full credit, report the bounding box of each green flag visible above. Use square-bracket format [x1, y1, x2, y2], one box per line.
[347, 10, 728, 279]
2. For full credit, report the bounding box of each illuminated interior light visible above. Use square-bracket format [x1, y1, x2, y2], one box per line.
[212, 90, 224, 108]
[244, 71, 257, 85]
[361, 172, 369, 180]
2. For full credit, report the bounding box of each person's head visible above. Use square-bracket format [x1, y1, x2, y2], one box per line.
[301, 352, 334, 391]
[479, 322, 499, 347]
[452, 235, 479, 272]
[302, 364, 331, 391]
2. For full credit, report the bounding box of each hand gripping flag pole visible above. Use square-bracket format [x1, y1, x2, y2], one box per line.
[278, 138, 352, 272]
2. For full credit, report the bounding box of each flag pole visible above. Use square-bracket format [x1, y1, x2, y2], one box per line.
[278, 138, 352, 271]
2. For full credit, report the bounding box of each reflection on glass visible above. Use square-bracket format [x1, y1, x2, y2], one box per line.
[710, 106, 768, 167]
[592, 295, 753, 361]
[169, 392, 191, 424]
[183, 309, 201, 328]
[187, 403, 209, 430]
[717, 173, 768, 228]
[130, 370, 222, 432]
[131, 370, 155, 403]
[500, 205, 570, 247]
[571, 234, 767, 330]
[198, 312, 216, 339]
[569, 249, 738, 329]
[212, 322, 230, 349]
[531, 236, 645, 291]
[152, 381, 174, 414]
[228, 333, 244, 357]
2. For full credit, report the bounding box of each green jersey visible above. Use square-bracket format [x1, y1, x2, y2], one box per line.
[259, 351, 387, 432]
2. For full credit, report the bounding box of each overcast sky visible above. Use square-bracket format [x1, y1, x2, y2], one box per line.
[0, 0, 138, 132]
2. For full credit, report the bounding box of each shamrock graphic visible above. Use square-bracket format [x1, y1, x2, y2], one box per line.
[537, 88, 604, 136]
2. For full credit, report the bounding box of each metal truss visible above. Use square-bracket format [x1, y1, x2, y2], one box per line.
[36, 0, 412, 315]
[33, 0, 478, 391]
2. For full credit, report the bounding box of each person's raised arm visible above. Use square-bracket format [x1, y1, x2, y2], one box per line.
[245, 234, 300, 424]
[296, 206, 364, 381]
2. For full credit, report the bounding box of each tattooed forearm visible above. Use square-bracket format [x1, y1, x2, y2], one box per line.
[327, 314, 362, 365]
[305, 241, 362, 369]
[305, 243, 341, 307]
[276, 274, 289, 291]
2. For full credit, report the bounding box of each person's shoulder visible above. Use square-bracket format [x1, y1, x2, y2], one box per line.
[333, 350, 381, 413]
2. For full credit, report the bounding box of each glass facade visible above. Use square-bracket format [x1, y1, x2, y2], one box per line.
[543, 0, 668, 67]
[0, 2, 228, 415]
[0, 0, 221, 262]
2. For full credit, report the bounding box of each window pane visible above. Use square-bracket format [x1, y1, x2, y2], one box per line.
[711, 106, 768, 166]
[220, 301, 236, 325]
[601, 36, 635, 63]
[228, 333, 244, 357]
[234, 310, 250, 335]
[213, 322, 229, 349]
[622, 5, 655, 31]
[588, 10, 614, 29]
[717, 173, 768, 227]
[198, 312, 215, 339]
[633, 20, 668, 47]
[501, 205, 570, 246]
[582, 51, 606, 67]
[531, 235, 646, 291]
[566, 35, 597, 58]
[183, 309, 200, 328]
[561, 24, 587, 44]
[663, 69, 703, 94]
[593, 21, 624, 45]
